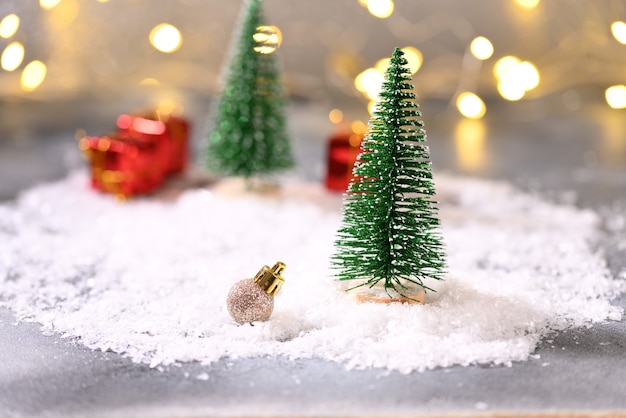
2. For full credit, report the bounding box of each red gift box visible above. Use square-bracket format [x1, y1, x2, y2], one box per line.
[325, 126, 364, 192]
[79, 112, 190, 198]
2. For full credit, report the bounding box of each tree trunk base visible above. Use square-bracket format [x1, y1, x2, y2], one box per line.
[354, 289, 426, 305]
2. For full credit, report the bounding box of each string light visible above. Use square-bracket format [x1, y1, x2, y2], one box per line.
[367, 0, 394, 19]
[611, 21, 626, 45]
[401, 46, 423, 74]
[149, 23, 182, 53]
[329, 109, 344, 124]
[20, 60, 47, 92]
[0, 14, 20, 39]
[470, 36, 494, 60]
[1, 41, 25, 72]
[497, 78, 526, 101]
[40, 0, 63, 10]
[494, 56, 539, 100]
[494, 55, 521, 79]
[354, 67, 384, 100]
[605, 85, 626, 109]
[456, 92, 486, 119]
[514, 0, 540, 10]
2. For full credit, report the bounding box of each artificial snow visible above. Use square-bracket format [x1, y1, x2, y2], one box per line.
[0, 172, 624, 374]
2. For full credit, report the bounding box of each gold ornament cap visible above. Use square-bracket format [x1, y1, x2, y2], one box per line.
[253, 261, 286, 296]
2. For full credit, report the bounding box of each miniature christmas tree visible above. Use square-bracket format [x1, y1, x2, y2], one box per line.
[207, 0, 294, 179]
[332, 48, 446, 301]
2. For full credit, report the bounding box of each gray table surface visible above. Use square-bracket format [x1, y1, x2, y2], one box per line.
[1, 99, 625, 417]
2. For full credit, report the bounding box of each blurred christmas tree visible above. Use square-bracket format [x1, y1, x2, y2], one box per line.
[332, 48, 445, 301]
[207, 0, 294, 178]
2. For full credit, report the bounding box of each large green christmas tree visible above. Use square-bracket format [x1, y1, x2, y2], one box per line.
[332, 48, 445, 299]
[207, 0, 294, 178]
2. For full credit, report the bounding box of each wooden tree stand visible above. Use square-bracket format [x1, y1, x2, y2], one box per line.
[353, 287, 426, 305]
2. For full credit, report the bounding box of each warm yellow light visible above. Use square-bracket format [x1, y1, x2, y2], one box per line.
[253, 25, 282, 54]
[493, 55, 521, 79]
[329, 108, 344, 124]
[20, 60, 47, 92]
[456, 92, 486, 119]
[514, 0, 540, 10]
[470, 36, 494, 60]
[96, 0, 110, 2]
[1, 42, 24, 72]
[139, 78, 160, 86]
[358, 0, 369, 6]
[368, 100, 379, 116]
[351, 120, 367, 135]
[375, 57, 390, 74]
[40, 0, 63, 10]
[355, 67, 384, 100]
[401, 46, 423, 74]
[367, 0, 394, 19]
[149, 23, 182, 53]
[515, 61, 540, 91]
[0, 14, 20, 39]
[497, 78, 525, 101]
[605, 85, 626, 109]
[157, 98, 183, 115]
[611, 21, 626, 45]
[455, 119, 486, 172]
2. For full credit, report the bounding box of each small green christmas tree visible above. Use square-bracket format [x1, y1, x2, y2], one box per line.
[207, 0, 294, 178]
[332, 48, 446, 300]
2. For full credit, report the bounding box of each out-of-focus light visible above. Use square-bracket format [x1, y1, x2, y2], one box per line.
[354, 67, 384, 100]
[605, 85, 626, 109]
[149, 23, 182, 53]
[0, 14, 20, 39]
[368, 100, 379, 115]
[20, 60, 47, 91]
[329, 108, 344, 124]
[358, 0, 369, 6]
[515, 61, 540, 90]
[96, 0, 110, 2]
[401, 46, 423, 74]
[470, 36, 494, 60]
[351, 120, 367, 135]
[611, 21, 626, 45]
[139, 78, 160, 86]
[40, 0, 63, 10]
[455, 119, 486, 172]
[1, 42, 24, 72]
[375, 57, 390, 74]
[157, 98, 183, 115]
[497, 78, 525, 101]
[514, 0, 540, 10]
[253, 25, 282, 54]
[367, 0, 394, 18]
[493, 55, 520, 79]
[456, 92, 486, 119]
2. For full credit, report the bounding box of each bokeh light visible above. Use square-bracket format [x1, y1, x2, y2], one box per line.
[493, 55, 521, 79]
[455, 119, 486, 172]
[497, 78, 526, 101]
[514, 0, 540, 10]
[494, 56, 539, 100]
[253, 25, 282, 54]
[351, 120, 367, 135]
[456, 92, 486, 119]
[20, 60, 47, 92]
[1, 41, 25, 72]
[354, 67, 384, 100]
[470, 36, 494, 60]
[40, 0, 63, 10]
[0, 14, 20, 39]
[515, 61, 540, 90]
[329, 108, 344, 124]
[611, 21, 626, 45]
[401, 46, 423, 75]
[149, 23, 182, 53]
[139, 78, 160, 86]
[375, 57, 390, 74]
[605, 85, 626, 109]
[367, 0, 394, 19]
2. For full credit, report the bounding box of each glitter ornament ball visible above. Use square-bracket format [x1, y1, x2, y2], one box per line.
[226, 262, 286, 324]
